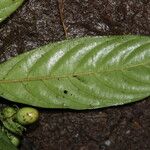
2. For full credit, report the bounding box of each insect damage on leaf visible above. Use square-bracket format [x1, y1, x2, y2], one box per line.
[0, 0, 24, 23]
[0, 36, 149, 110]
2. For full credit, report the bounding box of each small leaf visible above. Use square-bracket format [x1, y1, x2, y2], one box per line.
[0, 130, 18, 150]
[0, 36, 149, 109]
[0, 0, 24, 23]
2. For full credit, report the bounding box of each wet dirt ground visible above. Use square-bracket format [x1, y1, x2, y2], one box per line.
[0, 0, 150, 150]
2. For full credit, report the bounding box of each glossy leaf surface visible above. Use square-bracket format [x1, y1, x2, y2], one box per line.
[0, 0, 24, 23]
[0, 36, 149, 109]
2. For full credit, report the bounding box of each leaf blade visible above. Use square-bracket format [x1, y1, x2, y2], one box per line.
[0, 36, 150, 109]
[0, 0, 24, 23]
[0, 130, 17, 150]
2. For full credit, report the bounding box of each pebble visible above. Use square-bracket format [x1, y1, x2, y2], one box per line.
[104, 140, 111, 146]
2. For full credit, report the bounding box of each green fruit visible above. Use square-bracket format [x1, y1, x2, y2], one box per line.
[16, 107, 39, 125]
[2, 107, 17, 119]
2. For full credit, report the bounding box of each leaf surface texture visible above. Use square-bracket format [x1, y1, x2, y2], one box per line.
[0, 36, 149, 109]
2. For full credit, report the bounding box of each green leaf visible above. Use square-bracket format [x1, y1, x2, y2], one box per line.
[0, 0, 24, 23]
[0, 130, 17, 150]
[0, 36, 149, 110]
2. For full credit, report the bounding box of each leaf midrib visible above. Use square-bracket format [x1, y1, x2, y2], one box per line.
[0, 61, 149, 84]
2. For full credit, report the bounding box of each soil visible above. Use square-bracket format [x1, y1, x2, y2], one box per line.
[0, 0, 150, 150]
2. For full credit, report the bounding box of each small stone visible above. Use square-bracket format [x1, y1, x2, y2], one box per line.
[104, 140, 111, 146]
[126, 130, 130, 134]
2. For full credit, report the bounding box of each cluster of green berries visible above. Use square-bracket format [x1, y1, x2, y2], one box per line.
[0, 107, 39, 147]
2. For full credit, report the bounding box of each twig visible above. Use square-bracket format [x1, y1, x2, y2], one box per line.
[58, 0, 68, 39]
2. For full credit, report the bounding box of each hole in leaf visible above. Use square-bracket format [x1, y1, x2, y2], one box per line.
[63, 90, 68, 94]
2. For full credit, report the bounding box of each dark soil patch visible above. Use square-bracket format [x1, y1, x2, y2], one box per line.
[0, 0, 150, 150]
